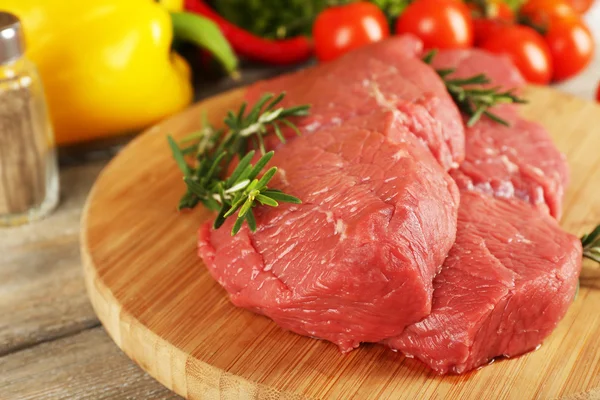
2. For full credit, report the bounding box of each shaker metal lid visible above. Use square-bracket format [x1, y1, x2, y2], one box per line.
[0, 12, 24, 65]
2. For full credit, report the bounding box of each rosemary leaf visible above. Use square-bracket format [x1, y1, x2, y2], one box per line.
[167, 136, 191, 178]
[168, 92, 307, 235]
[266, 92, 286, 111]
[231, 214, 246, 236]
[262, 189, 302, 204]
[238, 196, 255, 219]
[246, 209, 257, 231]
[273, 122, 286, 144]
[423, 52, 527, 127]
[247, 152, 275, 181]
[236, 102, 247, 121]
[422, 49, 437, 65]
[256, 167, 278, 189]
[281, 119, 303, 137]
[256, 194, 279, 207]
[482, 111, 510, 127]
[582, 224, 600, 263]
[227, 151, 255, 186]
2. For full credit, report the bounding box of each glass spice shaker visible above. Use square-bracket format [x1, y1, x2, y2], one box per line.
[0, 12, 59, 226]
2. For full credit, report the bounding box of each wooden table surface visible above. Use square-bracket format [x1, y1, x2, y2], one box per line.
[2, 8, 599, 398]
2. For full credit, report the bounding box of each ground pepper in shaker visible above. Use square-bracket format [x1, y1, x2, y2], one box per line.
[0, 11, 59, 226]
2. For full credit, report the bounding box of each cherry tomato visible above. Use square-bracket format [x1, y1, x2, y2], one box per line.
[596, 81, 600, 102]
[489, 1, 515, 21]
[519, 0, 575, 27]
[545, 17, 594, 81]
[481, 25, 553, 84]
[313, 2, 390, 62]
[567, 0, 595, 13]
[395, 0, 474, 49]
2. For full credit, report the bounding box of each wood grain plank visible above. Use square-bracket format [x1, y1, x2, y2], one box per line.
[0, 327, 182, 399]
[0, 162, 106, 355]
[81, 86, 600, 399]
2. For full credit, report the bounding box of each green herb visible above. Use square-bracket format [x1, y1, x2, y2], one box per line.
[581, 224, 600, 263]
[168, 92, 309, 236]
[211, 0, 328, 39]
[573, 224, 600, 302]
[423, 49, 528, 127]
[370, 0, 411, 22]
[464, 0, 525, 13]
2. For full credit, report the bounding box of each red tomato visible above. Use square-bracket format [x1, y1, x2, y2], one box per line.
[545, 17, 594, 81]
[473, 19, 510, 45]
[313, 2, 390, 62]
[519, 0, 575, 26]
[596, 81, 600, 102]
[481, 25, 553, 84]
[489, 1, 515, 21]
[395, 0, 474, 49]
[568, 0, 595, 13]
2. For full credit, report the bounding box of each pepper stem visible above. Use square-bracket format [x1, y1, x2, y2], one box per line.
[170, 11, 240, 78]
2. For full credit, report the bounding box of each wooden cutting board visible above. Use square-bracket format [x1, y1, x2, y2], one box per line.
[81, 86, 600, 400]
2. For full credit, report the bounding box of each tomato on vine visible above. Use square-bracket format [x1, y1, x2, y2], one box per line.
[567, 0, 595, 13]
[313, 2, 390, 62]
[395, 0, 474, 49]
[480, 25, 553, 84]
[545, 17, 594, 81]
[519, 0, 575, 27]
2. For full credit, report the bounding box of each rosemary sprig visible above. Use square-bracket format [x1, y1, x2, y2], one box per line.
[168, 92, 308, 236]
[581, 224, 600, 263]
[423, 50, 528, 127]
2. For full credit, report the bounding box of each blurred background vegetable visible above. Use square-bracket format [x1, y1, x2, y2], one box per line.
[568, 0, 595, 13]
[480, 25, 553, 83]
[396, 0, 474, 49]
[370, 0, 412, 21]
[210, 0, 327, 39]
[187, 0, 595, 84]
[206, 0, 412, 39]
[313, 2, 390, 61]
[2, 0, 596, 146]
[185, 0, 313, 64]
[545, 17, 594, 80]
[3, 0, 237, 145]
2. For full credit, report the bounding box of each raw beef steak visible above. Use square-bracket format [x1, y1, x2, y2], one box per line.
[432, 49, 569, 218]
[430, 48, 526, 94]
[198, 112, 459, 352]
[245, 35, 465, 170]
[385, 191, 582, 374]
[450, 108, 569, 219]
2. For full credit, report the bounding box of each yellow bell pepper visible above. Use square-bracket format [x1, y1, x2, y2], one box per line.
[159, 0, 185, 12]
[4, 0, 237, 145]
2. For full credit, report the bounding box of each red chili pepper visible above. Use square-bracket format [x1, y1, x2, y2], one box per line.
[184, 0, 314, 65]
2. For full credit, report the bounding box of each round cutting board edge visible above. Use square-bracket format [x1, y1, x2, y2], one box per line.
[81, 85, 600, 400]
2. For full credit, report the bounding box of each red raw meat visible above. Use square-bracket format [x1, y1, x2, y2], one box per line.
[245, 35, 465, 170]
[430, 48, 526, 93]
[385, 191, 582, 374]
[450, 108, 569, 219]
[198, 112, 459, 352]
[431, 49, 569, 218]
